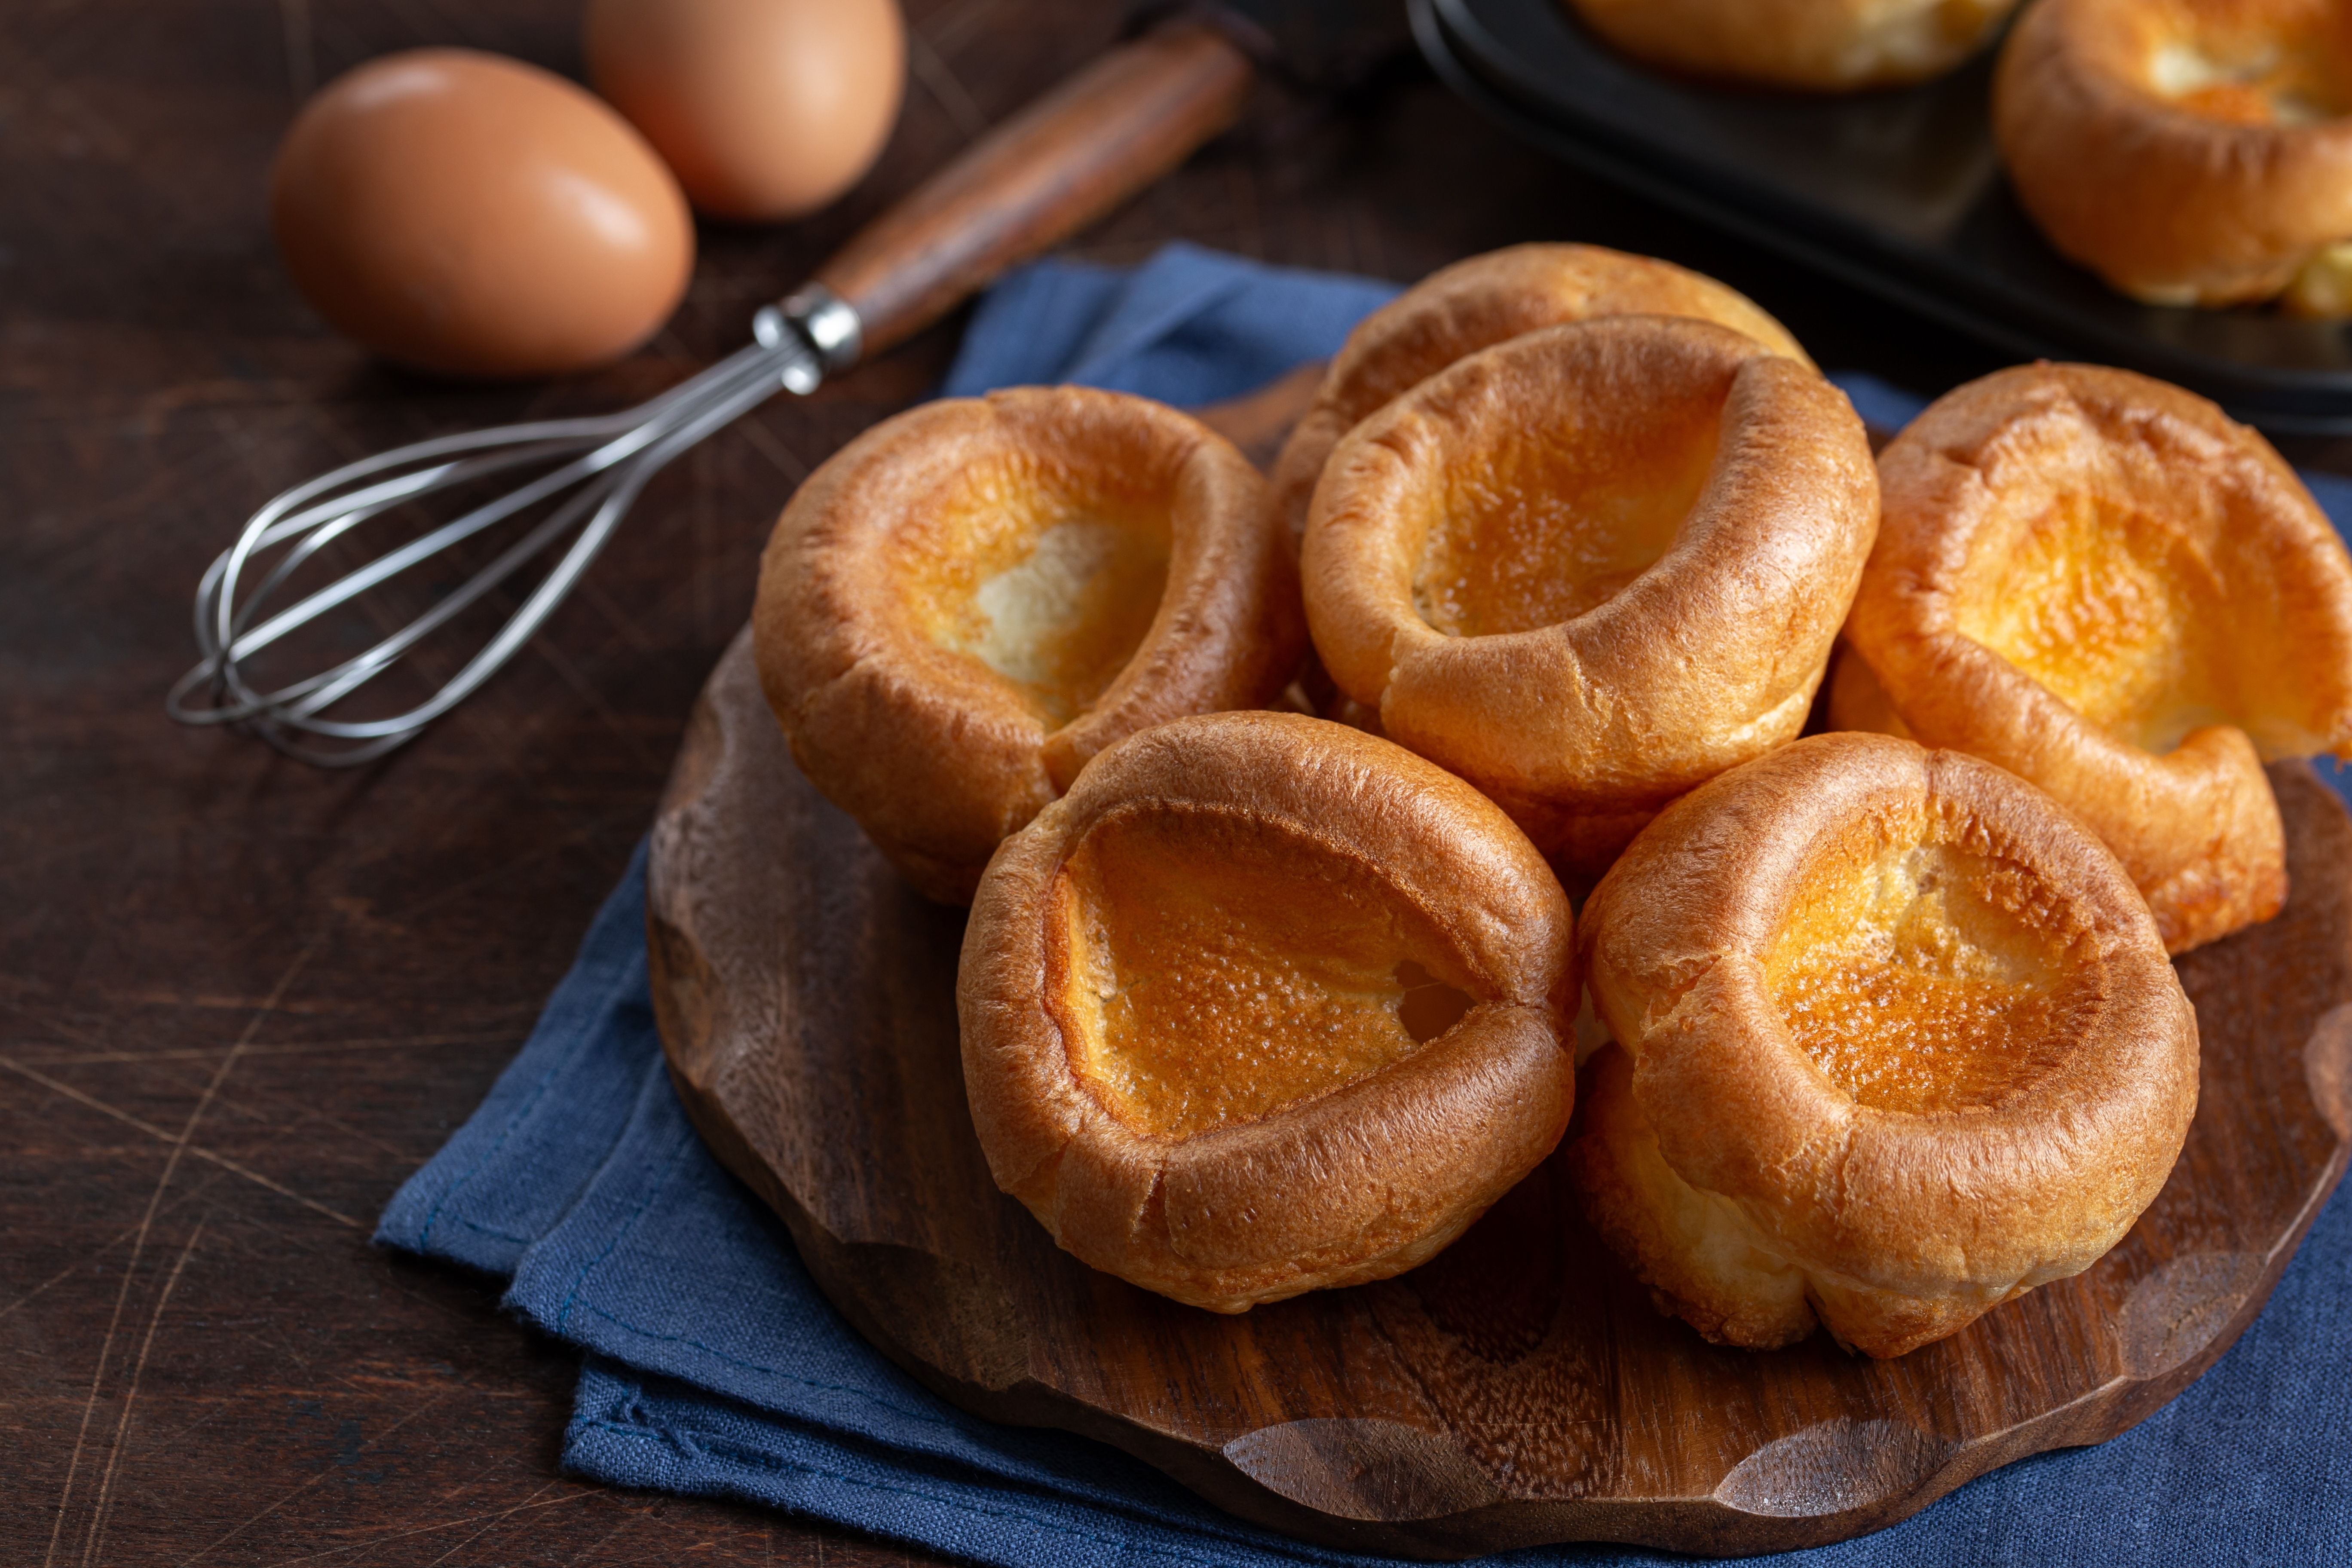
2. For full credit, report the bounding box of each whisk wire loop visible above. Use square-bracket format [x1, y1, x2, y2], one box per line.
[168, 331, 818, 767]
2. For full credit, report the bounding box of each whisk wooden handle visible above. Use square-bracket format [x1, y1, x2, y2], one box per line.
[811, 24, 1254, 359]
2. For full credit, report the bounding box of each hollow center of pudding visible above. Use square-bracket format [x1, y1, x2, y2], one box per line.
[2147, 28, 2352, 124]
[1766, 835, 2083, 1115]
[1049, 806, 1477, 1141]
[904, 458, 1171, 727]
[1412, 395, 1720, 637]
[1954, 490, 2231, 754]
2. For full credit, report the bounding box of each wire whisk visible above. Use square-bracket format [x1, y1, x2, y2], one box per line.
[167, 303, 832, 766]
[166, 19, 1259, 765]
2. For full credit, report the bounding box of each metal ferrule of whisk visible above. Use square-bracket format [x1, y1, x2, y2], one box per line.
[165, 284, 865, 767]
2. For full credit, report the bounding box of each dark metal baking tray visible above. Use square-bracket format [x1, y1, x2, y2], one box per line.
[1411, 0, 2352, 432]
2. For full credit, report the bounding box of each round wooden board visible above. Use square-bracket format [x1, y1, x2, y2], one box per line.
[648, 630, 2352, 1559]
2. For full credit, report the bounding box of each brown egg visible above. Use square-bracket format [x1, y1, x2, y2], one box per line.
[585, 0, 905, 223]
[270, 48, 695, 380]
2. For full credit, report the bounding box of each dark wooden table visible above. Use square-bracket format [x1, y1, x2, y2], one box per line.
[3, 3, 2335, 1564]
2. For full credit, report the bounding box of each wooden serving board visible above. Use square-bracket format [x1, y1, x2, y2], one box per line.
[647, 630, 2352, 1559]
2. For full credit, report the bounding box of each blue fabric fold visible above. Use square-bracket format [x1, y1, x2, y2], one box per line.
[938, 240, 1399, 407]
[381, 245, 2352, 1565]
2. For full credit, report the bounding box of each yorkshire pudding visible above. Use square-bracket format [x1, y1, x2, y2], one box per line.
[1832, 362, 2352, 952]
[1995, 0, 2352, 308]
[957, 711, 1578, 1313]
[1573, 732, 2200, 1358]
[1302, 315, 1878, 882]
[754, 386, 1302, 903]
[1566, 0, 2024, 91]
[1270, 244, 1810, 553]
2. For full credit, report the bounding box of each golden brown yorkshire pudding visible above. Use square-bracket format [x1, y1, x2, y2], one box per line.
[1565, 0, 2024, 91]
[1302, 315, 1878, 882]
[957, 711, 1578, 1313]
[1270, 244, 1810, 553]
[754, 386, 1303, 904]
[1832, 362, 2352, 952]
[1995, 0, 2352, 309]
[1573, 732, 2199, 1358]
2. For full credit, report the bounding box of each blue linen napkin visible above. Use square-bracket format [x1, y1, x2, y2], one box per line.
[379, 242, 2352, 1565]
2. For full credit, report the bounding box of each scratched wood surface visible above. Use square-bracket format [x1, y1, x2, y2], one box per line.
[650, 640, 2352, 1559]
[5, 0, 2345, 1564]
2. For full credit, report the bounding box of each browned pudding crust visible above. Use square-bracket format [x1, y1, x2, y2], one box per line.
[1995, 0, 2352, 307]
[1833, 361, 2352, 952]
[957, 711, 1578, 1313]
[1269, 244, 1809, 557]
[1301, 314, 1877, 882]
[1566, 0, 2023, 91]
[1573, 732, 2200, 1359]
[753, 386, 1303, 903]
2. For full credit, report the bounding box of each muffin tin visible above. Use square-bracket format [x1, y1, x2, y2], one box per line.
[1411, 0, 2352, 433]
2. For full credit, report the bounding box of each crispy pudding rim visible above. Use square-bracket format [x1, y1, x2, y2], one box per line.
[1306, 314, 1765, 702]
[1994, 0, 2352, 306]
[956, 710, 1580, 1312]
[1853, 362, 2352, 760]
[1268, 242, 1813, 551]
[1605, 741, 2174, 1132]
[1576, 732, 2199, 1352]
[1837, 360, 2352, 948]
[1301, 312, 1878, 817]
[752, 384, 1298, 903]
